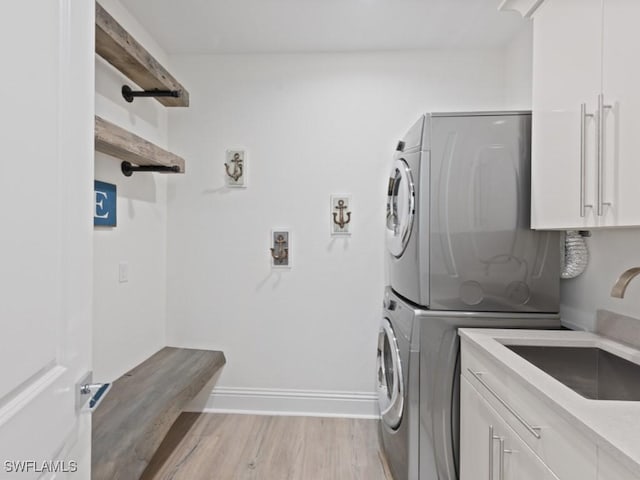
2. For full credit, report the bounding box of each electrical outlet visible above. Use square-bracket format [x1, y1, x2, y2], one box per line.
[118, 262, 129, 283]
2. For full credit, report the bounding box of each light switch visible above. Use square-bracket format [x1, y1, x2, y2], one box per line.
[118, 262, 129, 283]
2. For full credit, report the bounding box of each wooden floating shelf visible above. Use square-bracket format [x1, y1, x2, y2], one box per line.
[96, 2, 189, 107]
[92, 347, 226, 480]
[95, 116, 186, 173]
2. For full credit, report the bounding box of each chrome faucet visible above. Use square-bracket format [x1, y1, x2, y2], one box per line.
[611, 267, 640, 298]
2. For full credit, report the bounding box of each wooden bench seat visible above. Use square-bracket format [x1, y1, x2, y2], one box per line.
[92, 347, 226, 479]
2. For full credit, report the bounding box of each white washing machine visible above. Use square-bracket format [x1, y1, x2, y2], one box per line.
[377, 287, 560, 480]
[377, 288, 420, 480]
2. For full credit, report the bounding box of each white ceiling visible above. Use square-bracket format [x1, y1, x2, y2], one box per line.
[121, 0, 526, 54]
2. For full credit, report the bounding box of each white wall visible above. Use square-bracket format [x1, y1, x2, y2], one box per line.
[561, 229, 640, 331]
[166, 50, 513, 416]
[93, 0, 170, 381]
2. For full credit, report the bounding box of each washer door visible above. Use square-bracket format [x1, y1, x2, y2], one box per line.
[386, 158, 415, 258]
[376, 318, 404, 429]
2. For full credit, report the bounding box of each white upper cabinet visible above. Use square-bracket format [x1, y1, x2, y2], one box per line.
[498, 0, 546, 18]
[601, 0, 640, 227]
[531, 0, 640, 229]
[531, 0, 602, 229]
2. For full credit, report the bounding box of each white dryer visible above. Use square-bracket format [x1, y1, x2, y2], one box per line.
[386, 117, 426, 306]
[386, 112, 560, 312]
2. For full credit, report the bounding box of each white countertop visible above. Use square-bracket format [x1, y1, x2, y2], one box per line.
[459, 328, 640, 475]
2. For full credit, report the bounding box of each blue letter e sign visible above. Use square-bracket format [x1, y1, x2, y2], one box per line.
[94, 181, 117, 227]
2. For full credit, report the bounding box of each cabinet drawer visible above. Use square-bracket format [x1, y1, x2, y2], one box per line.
[462, 340, 597, 480]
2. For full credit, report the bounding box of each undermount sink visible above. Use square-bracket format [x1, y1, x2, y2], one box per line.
[505, 345, 640, 401]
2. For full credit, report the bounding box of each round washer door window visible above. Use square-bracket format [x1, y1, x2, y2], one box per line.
[386, 158, 415, 258]
[376, 318, 404, 430]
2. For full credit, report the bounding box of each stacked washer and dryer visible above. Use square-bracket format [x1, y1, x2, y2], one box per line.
[376, 112, 561, 480]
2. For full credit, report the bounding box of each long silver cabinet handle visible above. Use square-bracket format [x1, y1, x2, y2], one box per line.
[489, 425, 500, 479]
[499, 438, 505, 480]
[468, 369, 542, 439]
[498, 438, 515, 480]
[596, 94, 612, 216]
[489, 425, 494, 479]
[580, 103, 593, 217]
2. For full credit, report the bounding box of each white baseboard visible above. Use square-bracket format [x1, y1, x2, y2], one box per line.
[185, 387, 380, 419]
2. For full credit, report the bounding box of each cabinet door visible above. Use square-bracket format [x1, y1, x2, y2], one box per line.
[598, 448, 640, 480]
[531, 0, 603, 229]
[460, 375, 495, 479]
[601, 0, 640, 226]
[460, 377, 559, 480]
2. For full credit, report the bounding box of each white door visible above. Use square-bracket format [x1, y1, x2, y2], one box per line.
[0, 1, 94, 478]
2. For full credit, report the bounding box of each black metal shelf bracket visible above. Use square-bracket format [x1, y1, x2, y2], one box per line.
[121, 161, 180, 177]
[121, 85, 180, 103]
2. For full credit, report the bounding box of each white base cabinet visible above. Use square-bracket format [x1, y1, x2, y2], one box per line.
[599, 450, 639, 480]
[460, 337, 640, 479]
[460, 377, 558, 480]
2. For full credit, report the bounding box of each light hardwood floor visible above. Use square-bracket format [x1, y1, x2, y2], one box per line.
[142, 413, 393, 480]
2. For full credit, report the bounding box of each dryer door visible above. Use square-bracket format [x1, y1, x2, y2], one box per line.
[377, 318, 404, 429]
[386, 157, 415, 258]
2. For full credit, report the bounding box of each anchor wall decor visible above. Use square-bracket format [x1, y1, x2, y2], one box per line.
[330, 195, 352, 236]
[270, 230, 290, 267]
[224, 149, 247, 187]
